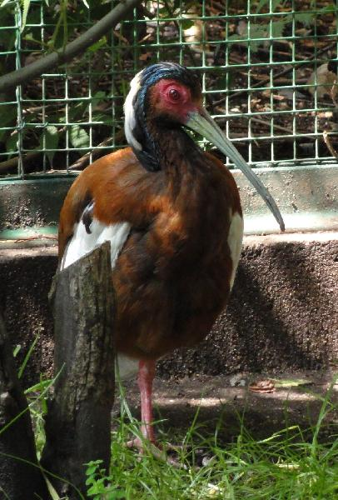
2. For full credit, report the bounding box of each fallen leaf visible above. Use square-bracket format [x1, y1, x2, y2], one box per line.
[270, 378, 312, 388]
[139, 52, 152, 62]
[307, 63, 338, 98]
[249, 379, 275, 393]
[330, 82, 338, 107]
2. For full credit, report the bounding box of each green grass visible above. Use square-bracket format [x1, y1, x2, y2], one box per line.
[8, 368, 335, 499]
[7, 337, 337, 499]
[83, 381, 338, 500]
[2, 368, 333, 499]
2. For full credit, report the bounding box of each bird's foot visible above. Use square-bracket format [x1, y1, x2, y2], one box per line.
[127, 438, 187, 468]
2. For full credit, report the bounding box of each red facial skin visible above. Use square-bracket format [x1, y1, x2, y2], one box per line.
[149, 79, 202, 124]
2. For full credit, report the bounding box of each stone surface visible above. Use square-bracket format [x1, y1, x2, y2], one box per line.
[0, 247, 56, 385]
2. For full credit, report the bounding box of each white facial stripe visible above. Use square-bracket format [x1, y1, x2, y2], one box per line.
[228, 211, 244, 289]
[61, 216, 131, 271]
[124, 71, 142, 151]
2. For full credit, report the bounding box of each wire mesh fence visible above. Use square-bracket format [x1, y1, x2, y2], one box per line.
[0, 0, 337, 179]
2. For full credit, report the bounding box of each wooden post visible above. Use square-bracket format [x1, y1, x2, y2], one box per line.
[41, 242, 115, 499]
[0, 314, 49, 500]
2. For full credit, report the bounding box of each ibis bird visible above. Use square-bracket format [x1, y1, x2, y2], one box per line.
[58, 63, 284, 450]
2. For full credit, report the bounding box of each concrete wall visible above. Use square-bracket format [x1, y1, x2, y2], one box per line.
[1, 233, 337, 387]
[159, 232, 338, 378]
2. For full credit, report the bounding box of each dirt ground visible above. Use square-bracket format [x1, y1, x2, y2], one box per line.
[117, 370, 338, 443]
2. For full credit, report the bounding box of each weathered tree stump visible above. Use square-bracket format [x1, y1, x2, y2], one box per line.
[41, 242, 116, 499]
[0, 314, 49, 500]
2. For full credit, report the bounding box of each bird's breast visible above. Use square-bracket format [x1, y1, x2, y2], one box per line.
[114, 167, 243, 359]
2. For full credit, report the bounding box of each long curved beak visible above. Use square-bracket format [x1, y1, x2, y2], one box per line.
[186, 109, 285, 232]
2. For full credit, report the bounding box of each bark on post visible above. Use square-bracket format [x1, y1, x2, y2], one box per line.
[41, 242, 115, 499]
[0, 314, 49, 500]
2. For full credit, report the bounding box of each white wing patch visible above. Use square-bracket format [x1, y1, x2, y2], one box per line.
[61, 209, 134, 379]
[124, 71, 142, 151]
[228, 211, 244, 289]
[61, 216, 131, 271]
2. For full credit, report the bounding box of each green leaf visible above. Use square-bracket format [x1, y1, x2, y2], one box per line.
[40, 125, 59, 165]
[271, 378, 311, 388]
[320, 5, 336, 14]
[92, 91, 107, 101]
[110, 491, 126, 499]
[69, 124, 89, 149]
[86, 466, 98, 478]
[0, 105, 16, 128]
[25, 378, 54, 395]
[88, 36, 107, 52]
[251, 24, 269, 40]
[13, 344, 21, 358]
[294, 12, 315, 27]
[256, 0, 283, 12]
[92, 113, 112, 125]
[0, 129, 9, 145]
[0, 0, 13, 8]
[20, 0, 31, 31]
[180, 19, 194, 30]
[6, 132, 19, 154]
[256, 0, 268, 12]
[18, 334, 39, 379]
[85, 459, 102, 479]
[44, 474, 62, 500]
[272, 20, 287, 38]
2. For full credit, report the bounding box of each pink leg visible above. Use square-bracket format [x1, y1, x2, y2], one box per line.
[138, 359, 156, 444]
[129, 361, 186, 467]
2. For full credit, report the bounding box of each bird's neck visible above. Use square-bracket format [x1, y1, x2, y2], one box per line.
[133, 120, 204, 180]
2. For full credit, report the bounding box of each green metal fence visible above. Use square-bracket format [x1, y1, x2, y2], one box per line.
[0, 0, 337, 180]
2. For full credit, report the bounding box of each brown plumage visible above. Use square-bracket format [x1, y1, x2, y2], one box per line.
[59, 146, 241, 360]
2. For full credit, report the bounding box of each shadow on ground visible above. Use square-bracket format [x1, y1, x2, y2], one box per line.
[117, 371, 338, 443]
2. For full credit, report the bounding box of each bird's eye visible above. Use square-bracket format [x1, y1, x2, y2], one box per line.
[168, 88, 181, 101]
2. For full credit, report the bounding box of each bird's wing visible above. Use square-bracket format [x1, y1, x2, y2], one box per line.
[60, 218, 131, 271]
[58, 147, 164, 271]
